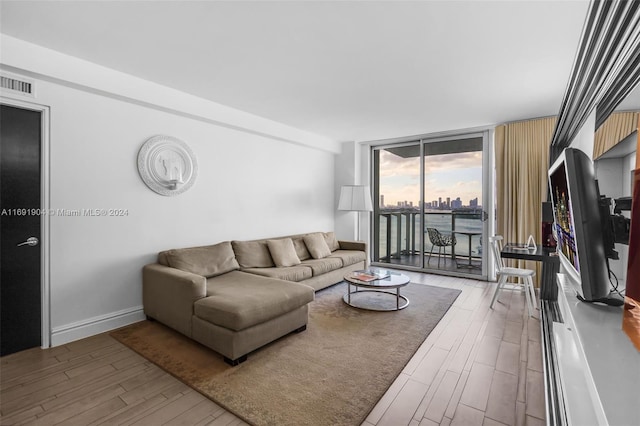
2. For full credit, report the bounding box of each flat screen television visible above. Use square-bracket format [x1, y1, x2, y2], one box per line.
[548, 148, 623, 306]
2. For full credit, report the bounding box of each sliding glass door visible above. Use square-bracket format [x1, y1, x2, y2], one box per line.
[372, 143, 422, 266]
[372, 133, 488, 279]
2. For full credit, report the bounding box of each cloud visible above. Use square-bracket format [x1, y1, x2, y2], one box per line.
[380, 183, 420, 205]
[424, 152, 482, 173]
[377, 148, 483, 206]
[379, 150, 482, 178]
[455, 180, 481, 187]
[379, 154, 420, 178]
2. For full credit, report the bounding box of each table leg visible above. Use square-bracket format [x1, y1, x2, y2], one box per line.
[540, 258, 560, 301]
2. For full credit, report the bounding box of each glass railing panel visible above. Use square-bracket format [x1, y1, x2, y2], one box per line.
[375, 209, 484, 271]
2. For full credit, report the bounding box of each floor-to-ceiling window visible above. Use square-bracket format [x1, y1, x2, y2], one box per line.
[372, 132, 489, 279]
[372, 143, 422, 265]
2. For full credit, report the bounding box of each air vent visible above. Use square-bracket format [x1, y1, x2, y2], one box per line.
[1, 74, 36, 97]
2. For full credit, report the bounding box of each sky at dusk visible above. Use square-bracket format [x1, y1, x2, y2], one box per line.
[379, 150, 482, 207]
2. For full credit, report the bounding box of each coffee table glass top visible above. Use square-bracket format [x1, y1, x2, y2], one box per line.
[344, 269, 410, 288]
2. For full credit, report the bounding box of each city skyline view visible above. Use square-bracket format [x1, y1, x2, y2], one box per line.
[378, 149, 483, 209]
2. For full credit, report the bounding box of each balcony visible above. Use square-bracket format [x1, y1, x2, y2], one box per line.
[373, 209, 484, 276]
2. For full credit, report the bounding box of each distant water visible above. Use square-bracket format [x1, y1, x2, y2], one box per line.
[377, 212, 483, 260]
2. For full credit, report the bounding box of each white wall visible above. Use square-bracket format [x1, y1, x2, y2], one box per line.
[1, 37, 337, 345]
[623, 150, 636, 196]
[569, 111, 596, 157]
[596, 158, 625, 199]
[334, 141, 357, 241]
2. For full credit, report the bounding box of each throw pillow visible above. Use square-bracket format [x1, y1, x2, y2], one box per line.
[166, 241, 239, 277]
[267, 238, 301, 267]
[304, 233, 332, 259]
[231, 240, 275, 268]
[292, 236, 311, 261]
[324, 231, 340, 251]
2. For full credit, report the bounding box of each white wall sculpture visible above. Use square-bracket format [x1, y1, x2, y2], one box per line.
[137, 135, 198, 196]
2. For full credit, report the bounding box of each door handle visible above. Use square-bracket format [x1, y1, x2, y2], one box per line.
[17, 236, 39, 247]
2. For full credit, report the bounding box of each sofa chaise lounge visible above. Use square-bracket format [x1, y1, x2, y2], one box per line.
[143, 232, 367, 365]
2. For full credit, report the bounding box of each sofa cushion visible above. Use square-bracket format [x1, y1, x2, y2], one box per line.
[157, 251, 170, 266]
[300, 257, 343, 276]
[304, 233, 332, 259]
[164, 241, 239, 278]
[195, 271, 314, 331]
[292, 237, 311, 261]
[267, 238, 301, 267]
[324, 232, 340, 252]
[232, 240, 275, 268]
[329, 249, 367, 267]
[243, 265, 312, 282]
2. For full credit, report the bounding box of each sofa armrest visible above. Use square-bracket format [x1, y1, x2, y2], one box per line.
[338, 240, 367, 252]
[142, 263, 207, 337]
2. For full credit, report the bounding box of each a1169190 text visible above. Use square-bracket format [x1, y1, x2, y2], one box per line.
[1, 208, 129, 217]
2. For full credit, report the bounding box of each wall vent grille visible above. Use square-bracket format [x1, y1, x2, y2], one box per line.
[1, 75, 36, 97]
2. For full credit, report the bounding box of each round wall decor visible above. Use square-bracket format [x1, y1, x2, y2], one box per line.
[137, 135, 198, 196]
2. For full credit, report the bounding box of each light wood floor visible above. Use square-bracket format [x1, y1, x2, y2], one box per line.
[364, 271, 545, 426]
[0, 273, 544, 426]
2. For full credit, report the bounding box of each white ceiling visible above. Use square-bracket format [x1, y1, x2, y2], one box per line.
[1, 0, 638, 143]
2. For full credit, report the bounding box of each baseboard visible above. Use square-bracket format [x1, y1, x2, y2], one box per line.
[50, 306, 145, 346]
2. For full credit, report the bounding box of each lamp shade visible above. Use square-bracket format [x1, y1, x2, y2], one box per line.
[338, 185, 373, 212]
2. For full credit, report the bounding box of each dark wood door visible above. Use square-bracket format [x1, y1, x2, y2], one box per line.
[1, 104, 42, 356]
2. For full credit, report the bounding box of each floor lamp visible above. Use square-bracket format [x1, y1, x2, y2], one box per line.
[338, 185, 373, 242]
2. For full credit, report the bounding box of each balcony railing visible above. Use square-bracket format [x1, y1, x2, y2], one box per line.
[374, 209, 484, 266]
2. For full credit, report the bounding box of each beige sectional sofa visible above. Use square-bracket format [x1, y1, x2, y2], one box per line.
[143, 232, 366, 365]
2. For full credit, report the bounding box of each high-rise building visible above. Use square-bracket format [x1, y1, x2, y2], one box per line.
[438, 197, 442, 208]
[470, 197, 478, 207]
[381, 195, 385, 208]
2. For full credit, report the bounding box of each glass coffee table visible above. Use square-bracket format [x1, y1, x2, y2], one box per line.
[343, 269, 410, 311]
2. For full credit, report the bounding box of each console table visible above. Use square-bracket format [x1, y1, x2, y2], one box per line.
[500, 244, 560, 300]
[541, 274, 640, 425]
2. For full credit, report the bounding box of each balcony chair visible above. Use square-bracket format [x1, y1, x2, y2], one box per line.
[426, 227, 456, 268]
[489, 235, 537, 317]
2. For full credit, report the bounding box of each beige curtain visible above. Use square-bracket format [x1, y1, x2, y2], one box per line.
[593, 111, 640, 159]
[495, 117, 557, 286]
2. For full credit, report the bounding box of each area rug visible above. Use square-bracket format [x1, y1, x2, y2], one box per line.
[111, 282, 460, 426]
